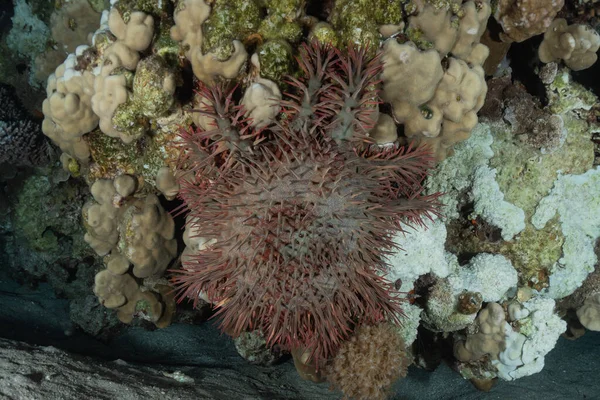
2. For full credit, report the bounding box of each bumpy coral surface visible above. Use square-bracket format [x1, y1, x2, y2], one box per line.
[538, 18, 600, 71]
[173, 42, 439, 362]
[0, 84, 49, 166]
[326, 323, 410, 400]
[494, 0, 564, 43]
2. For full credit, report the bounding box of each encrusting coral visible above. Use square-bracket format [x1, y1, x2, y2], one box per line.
[172, 42, 440, 364]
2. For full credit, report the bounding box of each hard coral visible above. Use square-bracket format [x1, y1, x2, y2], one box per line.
[173, 42, 439, 363]
[538, 18, 600, 71]
[495, 0, 564, 43]
[326, 323, 410, 400]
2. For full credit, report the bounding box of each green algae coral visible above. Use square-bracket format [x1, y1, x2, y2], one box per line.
[258, 0, 304, 43]
[329, 0, 403, 51]
[202, 0, 261, 60]
[256, 39, 294, 82]
[14, 172, 89, 258]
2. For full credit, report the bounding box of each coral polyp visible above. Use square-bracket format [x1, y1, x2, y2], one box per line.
[172, 42, 439, 363]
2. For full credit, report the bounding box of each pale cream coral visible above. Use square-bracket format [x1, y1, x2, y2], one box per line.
[170, 0, 211, 59]
[155, 166, 180, 201]
[102, 41, 141, 71]
[408, 4, 458, 56]
[369, 114, 398, 145]
[241, 78, 282, 128]
[91, 8, 155, 142]
[114, 174, 138, 197]
[92, 72, 130, 141]
[108, 8, 154, 52]
[430, 59, 487, 124]
[118, 194, 177, 278]
[538, 19, 600, 71]
[192, 40, 248, 85]
[83, 177, 136, 256]
[454, 302, 506, 362]
[84, 176, 178, 322]
[577, 293, 600, 331]
[170, 0, 247, 84]
[381, 41, 444, 109]
[397, 103, 444, 139]
[463, 43, 490, 67]
[94, 253, 166, 325]
[451, 0, 491, 60]
[42, 53, 98, 160]
[382, 39, 487, 159]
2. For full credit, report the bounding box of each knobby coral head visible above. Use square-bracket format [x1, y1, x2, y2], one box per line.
[172, 41, 440, 364]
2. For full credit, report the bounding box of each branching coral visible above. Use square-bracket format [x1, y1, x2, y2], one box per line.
[172, 42, 439, 363]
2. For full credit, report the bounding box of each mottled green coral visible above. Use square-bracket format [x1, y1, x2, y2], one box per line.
[113, 0, 170, 22]
[111, 56, 176, 140]
[202, 0, 261, 61]
[257, 40, 294, 83]
[87, 111, 183, 185]
[132, 56, 176, 117]
[330, 0, 404, 51]
[13, 172, 89, 257]
[446, 219, 563, 289]
[258, 0, 304, 43]
[404, 27, 435, 50]
[86, 0, 111, 13]
[154, 22, 181, 68]
[309, 22, 340, 47]
[111, 103, 148, 139]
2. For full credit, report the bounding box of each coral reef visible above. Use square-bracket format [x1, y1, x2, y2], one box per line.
[4, 0, 600, 397]
[389, 62, 599, 386]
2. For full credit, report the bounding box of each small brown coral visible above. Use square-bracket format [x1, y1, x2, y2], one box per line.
[495, 0, 564, 43]
[326, 323, 410, 400]
[457, 291, 484, 315]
